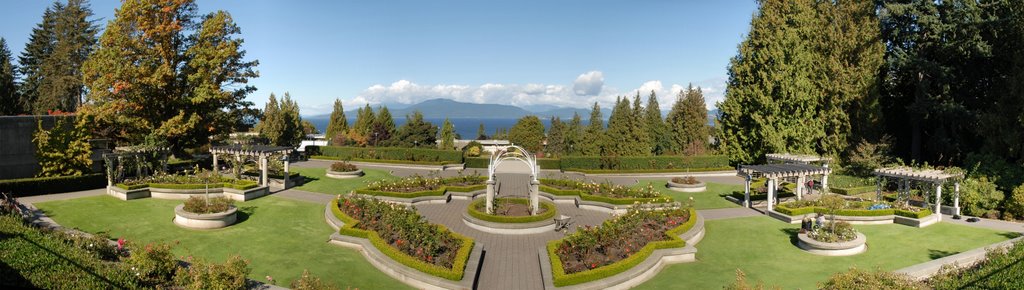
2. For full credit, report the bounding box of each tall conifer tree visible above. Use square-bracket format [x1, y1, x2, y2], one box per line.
[325, 98, 347, 143]
[0, 38, 18, 115]
[580, 102, 605, 155]
[439, 118, 455, 150]
[644, 91, 668, 155]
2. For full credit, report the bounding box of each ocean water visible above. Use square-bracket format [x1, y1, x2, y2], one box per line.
[310, 118, 553, 139]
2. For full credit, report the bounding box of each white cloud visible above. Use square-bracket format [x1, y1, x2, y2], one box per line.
[573, 71, 604, 96]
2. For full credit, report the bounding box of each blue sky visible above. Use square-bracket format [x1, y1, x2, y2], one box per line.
[0, 0, 757, 116]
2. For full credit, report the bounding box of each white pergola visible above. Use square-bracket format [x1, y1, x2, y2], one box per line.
[737, 163, 832, 213]
[874, 166, 964, 219]
[210, 145, 293, 188]
[486, 145, 539, 215]
[765, 153, 832, 190]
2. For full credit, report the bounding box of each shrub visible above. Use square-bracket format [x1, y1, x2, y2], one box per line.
[363, 173, 485, 193]
[959, 176, 1003, 217]
[726, 269, 779, 290]
[537, 158, 561, 170]
[1006, 184, 1024, 220]
[319, 146, 463, 163]
[464, 157, 489, 168]
[463, 141, 482, 157]
[0, 173, 107, 197]
[540, 178, 663, 200]
[58, 231, 125, 261]
[125, 242, 180, 288]
[467, 198, 557, 223]
[671, 176, 700, 185]
[928, 240, 1024, 289]
[819, 267, 923, 290]
[173, 255, 251, 290]
[182, 196, 234, 214]
[844, 137, 894, 177]
[560, 155, 729, 171]
[808, 221, 858, 243]
[290, 269, 338, 290]
[330, 161, 358, 172]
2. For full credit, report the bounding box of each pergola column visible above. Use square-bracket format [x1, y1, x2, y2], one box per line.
[485, 179, 496, 214]
[212, 153, 219, 172]
[283, 155, 291, 188]
[876, 176, 883, 201]
[234, 154, 241, 178]
[821, 163, 830, 193]
[953, 181, 961, 216]
[743, 175, 752, 208]
[766, 177, 776, 213]
[796, 175, 805, 201]
[260, 154, 268, 187]
[530, 178, 540, 215]
[934, 182, 943, 221]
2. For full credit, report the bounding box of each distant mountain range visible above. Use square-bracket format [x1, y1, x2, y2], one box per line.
[306, 98, 717, 125]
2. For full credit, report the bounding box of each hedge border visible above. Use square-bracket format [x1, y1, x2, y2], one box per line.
[547, 207, 697, 286]
[565, 167, 733, 174]
[312, 155, 452, 165]
[775, 203, 932, 219]
[831, 185, 877, 195]
[318, 146, 464, 163]
[330, 199, 475, 281]
[0, 173, 107, 197]
[466, 198, 557, 223]
[536, 184, 670, 205]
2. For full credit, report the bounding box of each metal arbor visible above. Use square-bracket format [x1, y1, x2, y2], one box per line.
[485, 145, 540, 215]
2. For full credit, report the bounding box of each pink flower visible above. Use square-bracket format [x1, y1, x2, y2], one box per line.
[117, 238, 126, 250]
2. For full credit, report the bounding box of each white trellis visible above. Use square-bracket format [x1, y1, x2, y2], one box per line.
[485, 145, 540, 215]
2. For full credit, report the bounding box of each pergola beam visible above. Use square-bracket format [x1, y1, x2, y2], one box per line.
[873, 166, 963, 219]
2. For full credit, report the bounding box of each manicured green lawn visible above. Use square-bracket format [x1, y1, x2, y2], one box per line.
[633, 180, 742, 210]
[636, 216, 1017, 289]
[291, 167, 397, 195]
[35, 195, 410, 289]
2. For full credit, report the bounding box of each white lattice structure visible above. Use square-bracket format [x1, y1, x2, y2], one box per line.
[485, 145, 539, 214]
[874, 166, 964, 219]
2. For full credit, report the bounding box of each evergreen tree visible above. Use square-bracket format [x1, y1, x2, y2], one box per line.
[439, 118, 455, 150]
[352, 104, 375, 138]
[325, 98, 347, 144]
[279, 93, 304, 146]
[492, 127, 508, 140]
[546, 117, 565, 157]
[36, 0, 98, 113]
[81, 0, 258, 153]
[509, 115, 545, 153]
[579, 102, 605, 155]
[665, 90, 687, 154]
[630, 93, 651, 155]
[565, 112, 583, 155]
[476, 123, 487, 140]
[681, 86, 709, 155]
[0, 38, 18, 115]
[644, 91, 668, 155]
[370, 106, 395, 146]
[18, 5, 58, 114]
[393, 111, 437, 148]
[257, 94, 281, 145]
[604, 97, 633, 156]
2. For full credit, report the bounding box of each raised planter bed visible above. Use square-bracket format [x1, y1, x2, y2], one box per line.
[173, 204, 237, 229]
[462, 198, 558, 234]
[666, 180, 706, 193]
[769, 205, 935, 227]
[796, 232, 867, 256]
[106, 185, 269, 201]
[326, 169, 364, 179]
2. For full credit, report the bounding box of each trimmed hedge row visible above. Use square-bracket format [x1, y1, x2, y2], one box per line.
[0, 173, 107, 197]
[774, 203, 933, 219]
[560, 155, 729, 171]
[319, 146, 463, 163]
[464, 157, 562, 170]
[467, 198, 557, 223]
[831, 185, 877, 195]
[896, 208, 932, 219]
[331, 199, 475, 281]
[547, 207, 697, 286]
[537, 184, 670, 205]
[568, 167, 733, 174]
[313, 155, 451, 165]
[728, 191, 797, 201]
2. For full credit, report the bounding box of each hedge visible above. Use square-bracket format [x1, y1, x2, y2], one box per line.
[319, 146, 463, 163]
[312, 155, 451, 165]
[0, 173, 107, 197]
[547, 207, 697, 286]
[465, 157, 561, 170]
[560, 155, 729, 171]
[537, 182, 670, 205]
[444, 184, 487, 193]
[568, 167, 733, 174]
[467, 198, 557, 223]
[330, 199, 474, 281]
[728, 191, 796, 201]
[464, 157, 489, 168]
[831, 185, 877, 195]
[895, 208, 932, 219]
[775, 203, 932, 218]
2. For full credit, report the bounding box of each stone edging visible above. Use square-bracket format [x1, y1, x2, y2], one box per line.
[352, 189, 675, 216]
[538, 212, 705, 290]
[666, 180, 707, 193]
[106, 185, 270, 201]
[895, 236, 1024, 280]
[461, 211, 556, 234]
[325, 169, 363, 179]
[173, 204, 238, 229]
[768, 209, 938, 227]
[323, 203, 482, 290]
[796, 232, 867, 256]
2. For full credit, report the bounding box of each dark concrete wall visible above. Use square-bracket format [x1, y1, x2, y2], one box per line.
[0, 115, 106, 179]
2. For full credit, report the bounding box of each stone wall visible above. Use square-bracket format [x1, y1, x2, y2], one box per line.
[0, 115, 107, 179]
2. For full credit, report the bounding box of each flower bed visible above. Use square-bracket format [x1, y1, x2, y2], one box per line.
[174, 197, 238, 229]
[116, 173, 258, 191]
[775, 200, 930, 218]
[466, 198, 556, 224]
[797, 221, 867, 256]
[332, 196, 474, 281]
[667, 176, 706, 192]
[539, 178, 669, 205]
[355, 174, 486, 198]
[326, 161, 363, 179]
[547, 207, 696, 286]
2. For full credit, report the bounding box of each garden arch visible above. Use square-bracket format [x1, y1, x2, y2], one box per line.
[874, 167, 963, 219]
[485, 145, 539, 215]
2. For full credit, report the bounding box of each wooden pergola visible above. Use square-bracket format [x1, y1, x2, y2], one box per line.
[765, 153, 832, 190]
[210, 145, 293, 188]
[737, 163, 832, 213]
[102, 146, 170, 186]
[874, 166, 964, 219]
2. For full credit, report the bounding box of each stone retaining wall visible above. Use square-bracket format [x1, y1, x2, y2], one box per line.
[106, 185, 270, 201]
[768, 209, 937, 227]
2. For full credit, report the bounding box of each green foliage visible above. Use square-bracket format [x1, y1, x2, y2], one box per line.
[330, 161, 358, 172]
[370, 106, 395, 146]
[325, 98, 348, 144]
[290, 269, 339, 290]
[0, 173, 106, 197]
[33, 116, 93, 177]
[579, 102, 605, 156]
[959, 176, 1004, 217]
[319, 146, 463, 163]
[467, 198, 557, 223]
[644, 91, 669, 155]
[257, 93, 304, 147]
[666, 85, 709, 155]
[125, 242, 179, 288]
[560, 155, 729, 171]
[476, 122, 487, 140]
[928, 240, 1024, 289]
[82, 0, 258, 152]
[845, 137, 894, 177]
[0, 38, 18, 115]
[564, 113, 583, 155]
[351, 104, 375, 142]
[818, 267, 922, 290]
[392, 110, 438, 148]
[546, 116, 566, 157]
[17, 0, 98, 114]
[604, 97, 643, 156]
[509, 115, 545, 153]
[173, 255, 251, 290]
[1006, 184, 1024, 220]
[182, 196, 234, 214]
[462, 141, 482, 157]
[439, 118, 455, 150]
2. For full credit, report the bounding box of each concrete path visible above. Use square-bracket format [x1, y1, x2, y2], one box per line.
[941, 214, 1024, 233]
[18, 188, 105, 204]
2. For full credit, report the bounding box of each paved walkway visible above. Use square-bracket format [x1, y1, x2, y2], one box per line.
[941, 214, 1024, 233]
[19, 188, 105, 204]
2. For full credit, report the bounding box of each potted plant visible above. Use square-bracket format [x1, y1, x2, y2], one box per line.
[326, 161, 363, 179]
[666, 176, 707, 192]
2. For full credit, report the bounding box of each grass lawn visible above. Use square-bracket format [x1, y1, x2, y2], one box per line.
[633, 179, 742, 210]
[636, 216, 1018, 289]
[34, 195, 410, 289]
[291, 167, 397, 195]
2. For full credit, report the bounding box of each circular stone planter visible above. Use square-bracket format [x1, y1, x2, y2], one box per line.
[667, 180, 707, 192]
[326, 169, 364, 179]
[796, 232, 867, 256]
[462, 199, 558, 235]
[173, 204, 238, 229]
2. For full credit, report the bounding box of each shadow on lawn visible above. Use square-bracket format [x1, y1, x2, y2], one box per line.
[997, 232, 1022, 239]
[235, 206, 257, 224]
[929, 249, 960, 259]
[780, 228, 801, 246]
